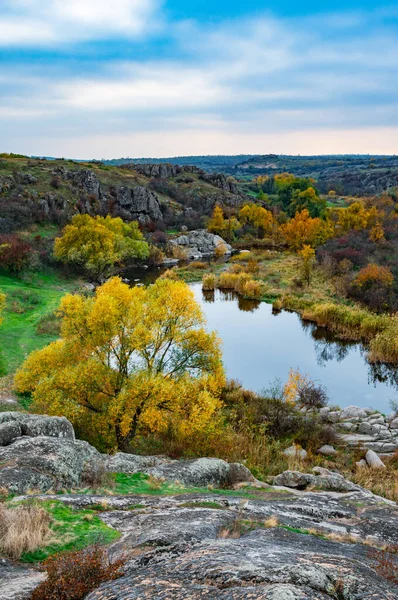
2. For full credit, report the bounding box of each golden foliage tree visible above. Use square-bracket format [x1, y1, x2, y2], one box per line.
[239, 203, 274, 237]
[54, 214, 149, 280]
[208, 206, 240, 240]
[281, 209, 331, 251]
[15, 278, 225, 451]
[298, 245, 316, 286]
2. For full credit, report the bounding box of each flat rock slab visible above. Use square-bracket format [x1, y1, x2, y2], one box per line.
[86, 528, 398, 599]
[0, 559, 45, 600]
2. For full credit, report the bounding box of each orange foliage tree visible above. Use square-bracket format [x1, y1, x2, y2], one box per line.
[281, 209, 332, 251]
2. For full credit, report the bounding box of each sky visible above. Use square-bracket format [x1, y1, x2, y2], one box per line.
[1, 1, 398, 158]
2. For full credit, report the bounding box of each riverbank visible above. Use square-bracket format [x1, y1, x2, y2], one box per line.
[172, 251, 398, 365]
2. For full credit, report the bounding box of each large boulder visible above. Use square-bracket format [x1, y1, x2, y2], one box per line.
[365, 449, 386, 469]
[147, 457, 254, 488]
[0, 436, 92, 493]
[273, 469, 360, 492]
[170, 230, 232, 259]
[0, 421, 21, 446]
[0, 412, 75, 442]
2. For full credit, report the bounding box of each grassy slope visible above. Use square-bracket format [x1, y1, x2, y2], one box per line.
[0, 269, 80, 374]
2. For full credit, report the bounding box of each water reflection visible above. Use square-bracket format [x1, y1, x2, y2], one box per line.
[203, 288, 261, 313]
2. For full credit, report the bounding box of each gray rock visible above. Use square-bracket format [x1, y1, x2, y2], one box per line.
[0, 421, 21, 446]
[339, 421, 356, 431]
[274, 470, 359, 492]
[283, 445, 308, 460]
[340, 405, 368, 421]
[0, 412, 74, 440]
[0, 559, 45, 600]
[105, 453, 166, 473]
[390, 417, 398, 429]
[170, 230, 232, 259]
[365, 450, 386, 469]
[317, 445, 337, 456]
[117, 185, 163, 224]
[0, 436, 92, 493]
[147, 457, 254, 488]
[326, 410, 341, 423]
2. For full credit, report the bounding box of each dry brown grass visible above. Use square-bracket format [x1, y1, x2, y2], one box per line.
[351, 464, 398, 502]
[0, 503, 51, 559]
[202, 273, 217, 290]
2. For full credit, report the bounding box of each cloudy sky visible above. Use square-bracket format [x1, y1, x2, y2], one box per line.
[1, 0, 397, 158]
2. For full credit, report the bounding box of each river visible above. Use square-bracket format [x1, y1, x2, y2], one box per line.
[127, 267, 398, 412]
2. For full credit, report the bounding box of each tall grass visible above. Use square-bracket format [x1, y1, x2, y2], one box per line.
[202, 271, 262, 301]
[275, 296, 398, 364]
[0, 503, 51, 559]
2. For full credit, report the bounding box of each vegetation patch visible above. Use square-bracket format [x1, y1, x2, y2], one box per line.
[16, 501, 120, 563]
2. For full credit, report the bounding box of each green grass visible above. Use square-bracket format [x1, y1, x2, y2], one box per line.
[81, 472, 280, 500]
[179, 501, 225, 509]
[19, 500, 120, 563]
[0, 269, 80, 373]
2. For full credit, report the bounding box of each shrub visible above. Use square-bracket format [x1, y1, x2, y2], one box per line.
[297, 382, 329, 410]
[0, 503, 51, 559]
[30, 544, 125, 600]
[0, 234, 33, 273]
[160, 268, 179, 280]
[242, 280, 262, 300]
[189, 261, 207, 269]
[35, 312, 61, 336]
[202, 273, 216, 290]
[228, 263, 245, 274]
[147, 245, 165, 266]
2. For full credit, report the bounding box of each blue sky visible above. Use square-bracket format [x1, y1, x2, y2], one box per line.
[1, 1, 397, 158]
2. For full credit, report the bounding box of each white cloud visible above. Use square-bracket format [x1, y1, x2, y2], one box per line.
[0, 0, 160, 46]
[54, 64, 226, 111]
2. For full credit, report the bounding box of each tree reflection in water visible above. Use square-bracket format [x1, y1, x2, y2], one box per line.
[202, 289, 261, 313]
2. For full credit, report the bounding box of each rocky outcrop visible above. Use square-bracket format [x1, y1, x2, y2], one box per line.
[34, 487, 396, 600]
[122, 163, 202, 178]
[170, 230, 232, 259]
[200, 172, 239, 195]
[116, 185, 163, 223]
[53, 166, 163, 224]
[0, 413, 253, 494]
[320, 405, 398, 454]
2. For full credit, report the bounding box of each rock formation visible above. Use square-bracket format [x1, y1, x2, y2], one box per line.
[170, 230, 232, 259]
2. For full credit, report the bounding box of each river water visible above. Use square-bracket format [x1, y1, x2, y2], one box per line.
[128, 268, 398, 412]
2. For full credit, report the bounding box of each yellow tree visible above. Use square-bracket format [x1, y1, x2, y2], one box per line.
[15, 278, 225, 451]
[207, 206, 226, 236]
[281, 209, 332, 251]
[54, 214, 149, 280]
[298, 245, 316, 286]
[239, 203, 274, 237]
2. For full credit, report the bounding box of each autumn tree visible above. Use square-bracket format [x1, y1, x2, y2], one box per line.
[239, 203, 274, 238]
[281, 209, 332, 251]
[289, 186, 326, 218]
[351, 263, 394, 312]
[54, 215, 149, 280]
[14, 277, 225, 450]
[298, 245, 316, 286]
[207, 205, 240, 241]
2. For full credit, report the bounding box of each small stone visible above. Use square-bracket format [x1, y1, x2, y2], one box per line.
[356, 459, 368, 468]
[283, 445, 308, 460]
[317, 445, 338, 456]
[365, 450, 386, 469]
